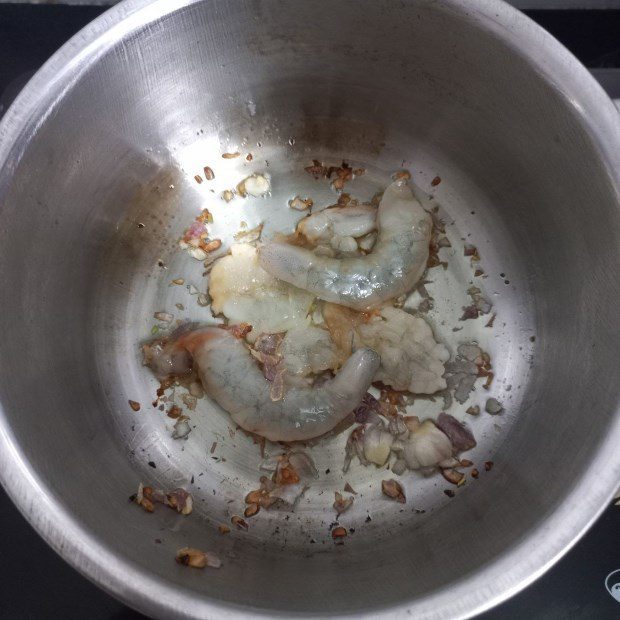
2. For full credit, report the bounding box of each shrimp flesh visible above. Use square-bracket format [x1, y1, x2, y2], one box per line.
[297, 205, 377, 245]
[258, 181, 431, 310]
[145, 326, 380, 442]
[323, 304, 449, 394]
[209, 244, 314, 343]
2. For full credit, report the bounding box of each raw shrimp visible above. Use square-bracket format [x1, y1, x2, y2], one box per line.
[297, 205, 377, 244]
[146, 327, 380, 442]
[258, 181, 431, 310]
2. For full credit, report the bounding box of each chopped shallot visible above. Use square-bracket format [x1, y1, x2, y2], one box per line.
[460, 286, 492, 321]
[387, 414, 409, 438]
[362, 425, 394, 466]
[343, 426, 368, 473]
[287, 451, 319, 479]
[397, 420, 453, 471]
[351, 392, 384, 424]
[237, 174, 270, 197]
[391, 459, 407, 476]
[435, 412, 477, 452]
[234, 223, 264, 244]
[172, 417, 192, 439]
[223, 323, 253, 339]
[444, 343, 493, 404]
[485, 398, 504, 415]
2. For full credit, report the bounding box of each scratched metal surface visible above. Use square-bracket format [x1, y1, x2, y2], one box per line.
[0, 1, 619, 619]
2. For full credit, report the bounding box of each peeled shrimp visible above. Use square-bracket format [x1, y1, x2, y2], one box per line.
[146, 327, 380, 442]
[258, 181, 431, 310]
[297, 205, 377, 245]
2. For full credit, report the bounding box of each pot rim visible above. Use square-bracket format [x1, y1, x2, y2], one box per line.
[0, 1, 618, 618]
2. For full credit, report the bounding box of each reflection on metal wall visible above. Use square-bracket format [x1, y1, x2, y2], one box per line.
[2, 0, 620, 7]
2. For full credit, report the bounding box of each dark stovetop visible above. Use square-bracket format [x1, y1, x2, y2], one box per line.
[0, 4, 619, 619]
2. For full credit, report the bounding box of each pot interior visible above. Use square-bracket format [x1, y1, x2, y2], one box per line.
[0, 0, 619, 616]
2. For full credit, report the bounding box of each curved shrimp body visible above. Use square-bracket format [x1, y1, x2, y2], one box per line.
[298, 205, 377, 244]
[259, 181, 431, 310]
[170, 327, 380, 442]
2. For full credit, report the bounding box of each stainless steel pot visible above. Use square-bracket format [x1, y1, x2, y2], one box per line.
[0, 0, 619, 618]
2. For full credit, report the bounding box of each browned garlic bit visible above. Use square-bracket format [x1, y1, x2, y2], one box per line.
[128, 400, 141, 412]
[153, 311, 174, 323]
[444, 343, 494, 404]
[237, 174, 270, 197]
[381, 479, 406, 503]
[132, 483, 193, 515]
[441, 469, 465, 486]
[203, 166, 215, 180]
[222, 151, 241, 159]
[176, 547, 221, 569]
[167, 405, 182, 419]
[304, 159, 328, 178]
[243, 452, 317, 518]
[231, 515, 249, 530]
[333, 491, 354, 517]
[218, 525, 230, 535]
[392, 170, 411, 181]
[303, 159, 364, 191]
[344, 482, 357, 495]
[460, 286, 492, 321]
[202, 239, 222, 253]
[331, 526, 348, 540]
[223, 323, 253, 339]
[288, 195, 313, 211]
[244, 503, 260, 518]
